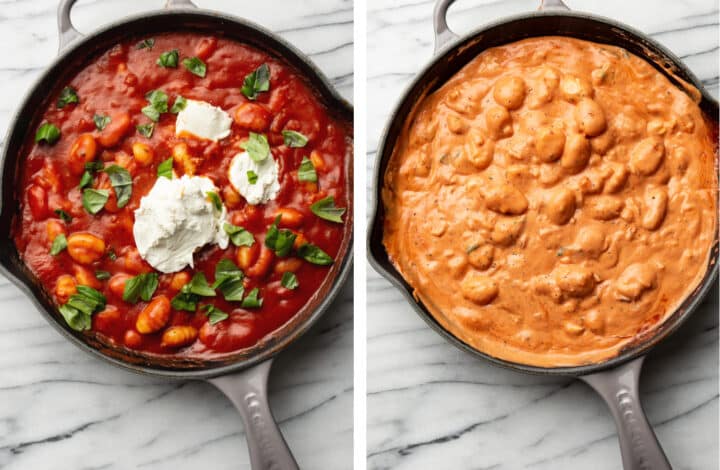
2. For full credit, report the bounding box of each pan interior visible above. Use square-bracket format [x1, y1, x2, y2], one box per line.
[368, 11, 718, 376]
[0, 10, 353, 378]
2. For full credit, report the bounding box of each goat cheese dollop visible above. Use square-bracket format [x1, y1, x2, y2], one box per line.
[175, 99, 232, 141]
[133, 175, 228, 273]
[228, 151, 280, 205]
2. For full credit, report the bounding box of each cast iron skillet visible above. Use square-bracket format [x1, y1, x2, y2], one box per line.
[367, 0, 718, 469]
[0, 1, 353, 469]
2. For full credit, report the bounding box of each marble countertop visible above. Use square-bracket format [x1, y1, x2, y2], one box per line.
[0, 1, 353, 469]
[367, 0, 718, 469]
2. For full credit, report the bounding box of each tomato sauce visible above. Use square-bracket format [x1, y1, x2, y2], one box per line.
[13, 33, 351, 357]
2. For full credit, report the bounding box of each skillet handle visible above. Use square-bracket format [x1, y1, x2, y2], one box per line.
[432, 0, 460, 54]
[539, 0, 571, 10]
[57, 0, 83, 52]
[208, 359, 300, 470]
[580, 356, 672, 470]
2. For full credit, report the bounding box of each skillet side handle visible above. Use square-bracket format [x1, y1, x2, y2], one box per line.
[57, 0, 83, 52]
[165, 0, 198, 8]
[208, 360, 300, 470]
[580, 356, 672, 470]
[539, 0, 571, 10]
[433, 0, 460, 54]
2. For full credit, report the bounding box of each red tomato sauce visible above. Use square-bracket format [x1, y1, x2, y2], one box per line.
[12, 33, 351, 357]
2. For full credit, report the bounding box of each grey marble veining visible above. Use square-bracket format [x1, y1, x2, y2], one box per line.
[0, 1, 353, 469]
[367, 1, 718, 469]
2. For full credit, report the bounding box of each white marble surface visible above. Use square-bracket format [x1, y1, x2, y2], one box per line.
[367, 1, 718, 469]
[0, 1, 353, 469]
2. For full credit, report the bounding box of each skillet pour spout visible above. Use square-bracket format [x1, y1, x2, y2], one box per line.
[367, 1, 718, 469]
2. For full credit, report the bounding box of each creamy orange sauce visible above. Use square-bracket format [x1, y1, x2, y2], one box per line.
[382, 37, 717, 367]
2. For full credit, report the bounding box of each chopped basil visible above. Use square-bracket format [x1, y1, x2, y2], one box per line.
[59, 286, 106, 332]
[35, 123, 60, 145]
[247, 170, 258, 184]
[241, 288, 263, 308]
[82, 188, 109, 215]
[95, 270, 111, 280]
[107, 247, 117, 261]
[171, 272, 216, 312]
[136, 123, 154, 138]
[50, 234, 67, 256]
[206, 191, 222, 211]
[281, 272, 299, 290]
[79, 171, 93, 189]
[202, 304, 229, 325]
[282, 130, 308, 148]
[224, 223, 255, 247]
[137, 38, 155, 50]
[54, 209, 72, 223]
[297, 243, 333, 265]
[298, 156, 317, 183]
[122, 272, 159, 304]
[157, 49, 179, 68]
[93, 114, 111, 131]
[57, 87, 79, 108]
[157, 157, 173, 179]
[170, 96, 187, 113]
[240, 132, 270, 163]
[182, 57, 206, 77]
[211, 258, 245, 302]
[264, 215, 296, 257]
[103, 165, 132, 208]
[241, 63, 270, 100]
[310, 196, 346, 223]
[85, 161, 104, 172]
[142, 90, 168, 122]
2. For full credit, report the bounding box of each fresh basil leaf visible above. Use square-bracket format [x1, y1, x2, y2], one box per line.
[54, 209, 72, 223]
[247, 170, 258, 184]
[136, 123, 154, 138]
[187, 272, 216, 297]
[281, 271, 299, 290]
[241, 288, 263, 308]
[59, 286, 106, 331]
[282, 130, 308, 148]
[59, 304, 91, 331]
[241, 63, 270, 100]
[297, 243, 333, 265]
[50, 234, 67, 256]
[82, 188, 109, 214]
[264, 215, 296, 257]
[182, 57, 206, 77]
[122, 272, 159, 304]
[170, 96, 187, 113]
[107, 247, 117, 261]
[93, 114, 111, 131]
[310, 196, 346, 223]
[85, 161, 104, 172]
[57, 87, 79, 108]
[95, 270, 111, 280]
[240, 132, 270, 163]
[212, 259, 246, 301]
[171, 287, 198, 312]
[104, 165, 132, 208]
[219, 278, 245, 302]
[157, 157, 173, 179]
[137, 38, 155, 50]
[142, 90, 168, 122]
[157, 49, 179, 68]
[298, 156, 317, 183]
[206, 191, 222, 211]
[35, 123, 60, 145]
[223, 223, 255, 247]
[202, 304, 229, 325]
[79, 171, 93, 189]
